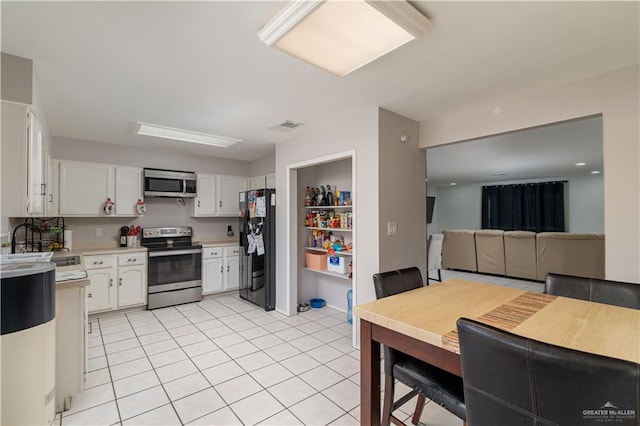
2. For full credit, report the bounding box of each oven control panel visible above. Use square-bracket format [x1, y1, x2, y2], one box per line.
[142, 227, 192, 238]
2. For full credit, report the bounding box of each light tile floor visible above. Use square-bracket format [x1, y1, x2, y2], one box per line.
[55, 270, 543, 426]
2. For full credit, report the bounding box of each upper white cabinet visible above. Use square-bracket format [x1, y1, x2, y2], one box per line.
[249, 173, 275, 190]
[217, 175, 246, 216]
[193, 174, 217, 217]
[1, 101, 48, 217]
[192, 174, 247, 217]
[115, 166, 143, 216]
[58, 160, 142, 217]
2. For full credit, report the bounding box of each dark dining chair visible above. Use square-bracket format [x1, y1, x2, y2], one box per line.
[457, 318, 640, 426]
[545, 273, 640, 309]
[373, 267, 466, 426]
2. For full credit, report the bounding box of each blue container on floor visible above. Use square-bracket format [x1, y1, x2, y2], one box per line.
[347, 289, 353, 324]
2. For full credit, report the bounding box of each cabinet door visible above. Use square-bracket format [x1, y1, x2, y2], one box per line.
[249, 175, 265, 190]
[117, 265, 146, 307]
[223, 256, 240, 291]
[115, 166, 143, 216]
[265, 173, 276, 189]
[45, 157, 59, 216]
[217, 175, 246, 216]
[1, 102, 29, 217]
[26, 111, 45, 216]
[86, 268, 116, 312]
[193, 174, 216, 217]
[202, 257, 224, 294]
[59, 161, 115, 216]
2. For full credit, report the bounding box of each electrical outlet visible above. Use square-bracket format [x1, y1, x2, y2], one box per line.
[95, 227, 102, 237]
[387, 222, 397, 236]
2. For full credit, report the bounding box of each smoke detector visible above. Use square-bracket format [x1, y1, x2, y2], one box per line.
[268, 120, 304, 132]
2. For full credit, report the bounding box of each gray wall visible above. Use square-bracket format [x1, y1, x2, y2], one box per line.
[249, 153, 275, 176]
[432, 176, 604, 233]
[1, 53, 32, 104]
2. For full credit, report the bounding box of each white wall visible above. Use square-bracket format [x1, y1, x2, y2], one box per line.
[377, 109, 426, 276]
[249, 153, 275, 177]
[432, 176, 604, 233]
[275, 107, 379, 318]
[421, 65, 640, 282]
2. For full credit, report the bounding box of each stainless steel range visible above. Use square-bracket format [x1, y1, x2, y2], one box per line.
[141, 227, 202, 309]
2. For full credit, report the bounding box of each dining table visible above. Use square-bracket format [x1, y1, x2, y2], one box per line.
[354, 278, 640, 426]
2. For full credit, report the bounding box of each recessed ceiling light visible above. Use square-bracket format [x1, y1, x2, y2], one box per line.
[257, 0, 430, 77]
[135, 122, 241, 148]
[576, 162, 586, 166]
[591, 170, 601, 174]
[450, 183, 457, 186]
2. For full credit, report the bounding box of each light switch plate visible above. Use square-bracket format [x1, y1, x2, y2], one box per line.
[387, 222, 397, 236]
[95, 228, 102, 237]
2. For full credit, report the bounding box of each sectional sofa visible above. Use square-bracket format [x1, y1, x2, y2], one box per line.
[441, 229, 605, 281]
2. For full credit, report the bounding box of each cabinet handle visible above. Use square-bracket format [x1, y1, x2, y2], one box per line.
[119, 278, 123, 286]
[219, 201, 222, 208]
[220, 266, 224, 273]
[41, 183, 46, 196]
[109, 278, 113, 287]
[197, 201, 200, 208]
[89, 322, 93, 334]
[88, 293, 92, 298]
[227, 265, 229, 272]
[49, 194, 53, 202]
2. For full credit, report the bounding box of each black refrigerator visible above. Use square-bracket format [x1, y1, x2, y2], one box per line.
[239, 188, 276, 311]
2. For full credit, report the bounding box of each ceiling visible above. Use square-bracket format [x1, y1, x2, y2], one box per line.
[1, 1, 638, 162]
[426, 115, 603, 187]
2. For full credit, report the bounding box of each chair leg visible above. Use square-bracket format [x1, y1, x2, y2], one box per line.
[381, 374, 395, 426]
[411, 394, 426, 425]
[437, 269, 441, 282]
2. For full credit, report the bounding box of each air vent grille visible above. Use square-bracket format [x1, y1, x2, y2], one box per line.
[269, 120, 304, 132]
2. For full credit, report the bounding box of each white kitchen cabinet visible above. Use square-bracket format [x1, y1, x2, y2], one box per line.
[249, 173, 275, 190]
[223, 251, 240, 291]
[116, 253, 146, 308]
[58, 160, 142, 217]
[202, 245, 239, 294]
[192, 174, 216, 217]
[217, 175, 246, 216]
[85, 252, 146, 313]
[202, 246, 224, 295]
[85, 256, 117, 313]
[192, 174, 246, 217]
[45, 157, 59, 216]
[1, 101, 47, 217]
[59, 161, 114, 216]
[115, 166, 143, 216]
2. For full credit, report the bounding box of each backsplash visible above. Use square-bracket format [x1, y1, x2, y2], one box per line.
[8, 197, 240, 249]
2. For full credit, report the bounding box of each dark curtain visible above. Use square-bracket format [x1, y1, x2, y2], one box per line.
[481, 181, 565, 232]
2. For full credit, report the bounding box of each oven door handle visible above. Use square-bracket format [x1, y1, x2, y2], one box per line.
[148, 248, 202, 257]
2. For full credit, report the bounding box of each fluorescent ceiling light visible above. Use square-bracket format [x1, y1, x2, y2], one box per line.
[591, 170, 601, 174]
[135, 122, 241, 148]
[258, 0, 431, 77]
[576, 162, 586, 166]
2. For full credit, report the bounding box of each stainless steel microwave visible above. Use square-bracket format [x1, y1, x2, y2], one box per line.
[143, 168, 197, 198]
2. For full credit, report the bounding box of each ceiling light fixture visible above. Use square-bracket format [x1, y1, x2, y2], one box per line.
[257, 0, 431, 77]
[135, 122, 241, 148]
[450, 183, 457, 186]
[591, 170, 601, 174]
[576, 162, 586, 166]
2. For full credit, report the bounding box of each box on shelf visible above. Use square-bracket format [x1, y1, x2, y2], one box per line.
[306, 251, 327, 271]
[327, 255, 349, 274]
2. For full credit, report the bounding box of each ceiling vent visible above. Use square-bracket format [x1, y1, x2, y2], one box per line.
[269, 120, 304, 132]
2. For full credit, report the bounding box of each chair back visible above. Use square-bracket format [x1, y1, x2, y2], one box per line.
[457, 318, 640, 426]
[545, 273, 640, 309]
[427, 234, 444, 271]
[373, 267, 424, 299]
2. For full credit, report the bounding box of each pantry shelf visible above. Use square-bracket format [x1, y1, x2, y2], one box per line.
[304, 205, 352, 209]
[305, 227, 352, 232]
[304, 247, 353, 256]
[304, 267, 351, 280]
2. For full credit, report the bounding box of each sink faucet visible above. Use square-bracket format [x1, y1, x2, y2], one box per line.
[11, 223, 42, 254]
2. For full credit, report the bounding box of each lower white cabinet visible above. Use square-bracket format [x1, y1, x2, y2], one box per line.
[202, 245, 240, 295]
[85, 252, 146, 313]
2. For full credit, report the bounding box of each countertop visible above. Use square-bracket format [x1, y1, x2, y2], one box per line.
[56, 246, 147, 256]
[198, 240, 239, 248]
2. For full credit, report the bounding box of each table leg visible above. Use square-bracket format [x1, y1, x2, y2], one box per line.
[360, 319, 380, 426]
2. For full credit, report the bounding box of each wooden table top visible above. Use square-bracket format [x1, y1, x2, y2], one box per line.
[354, 278, 640, 363]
